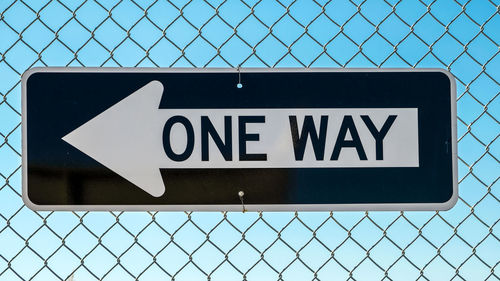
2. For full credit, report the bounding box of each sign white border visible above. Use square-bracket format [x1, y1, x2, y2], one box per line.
[21, 67, 458, 211]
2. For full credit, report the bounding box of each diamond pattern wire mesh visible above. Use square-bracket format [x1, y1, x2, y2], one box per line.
[0, 0, 499, 280]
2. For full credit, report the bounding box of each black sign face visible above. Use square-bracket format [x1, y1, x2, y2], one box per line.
[22, 68, 457, 211]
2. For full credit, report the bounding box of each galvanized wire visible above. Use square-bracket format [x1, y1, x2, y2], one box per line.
[0, 0, 499, 280]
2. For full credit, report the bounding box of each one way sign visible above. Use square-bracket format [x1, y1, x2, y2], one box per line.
[22, 68, 457, 211]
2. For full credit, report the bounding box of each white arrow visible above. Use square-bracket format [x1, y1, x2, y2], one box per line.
[62, 81, 167, 197]
[62, 81, 419, 197]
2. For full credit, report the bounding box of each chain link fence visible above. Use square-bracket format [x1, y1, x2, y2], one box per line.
[0, 0, 499, 280]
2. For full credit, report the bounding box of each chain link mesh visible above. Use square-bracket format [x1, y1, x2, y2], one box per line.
[0, 0, 499, 280]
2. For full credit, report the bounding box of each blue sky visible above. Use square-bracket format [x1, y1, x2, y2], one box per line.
[0, 0, 499, 280]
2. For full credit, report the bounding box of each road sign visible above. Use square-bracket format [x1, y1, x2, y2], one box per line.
[22, 68, 457, 211]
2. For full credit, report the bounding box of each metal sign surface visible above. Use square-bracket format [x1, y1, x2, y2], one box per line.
[22, 68, 457, 211]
